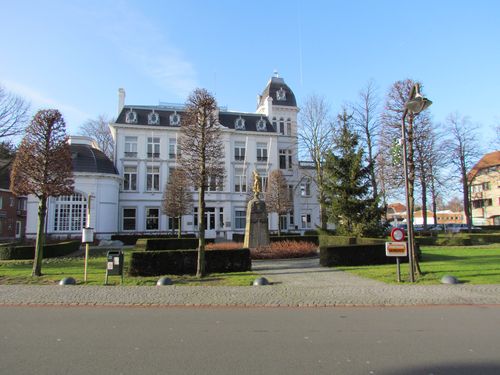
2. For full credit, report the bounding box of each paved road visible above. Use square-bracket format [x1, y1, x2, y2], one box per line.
[1, 305, 500, 375]
[1, 257, 500, 307]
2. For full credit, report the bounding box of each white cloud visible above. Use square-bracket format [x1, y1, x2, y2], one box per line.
[2, 79, 90, 131]
[79, 2, 198, 98]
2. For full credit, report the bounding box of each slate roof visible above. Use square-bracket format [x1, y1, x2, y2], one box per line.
[258, 76, 297, 108]
[115, 107, 277, 133]
[70, 144, 118, 175]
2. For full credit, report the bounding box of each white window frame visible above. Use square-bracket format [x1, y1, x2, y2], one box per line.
[124, 136, 138, 158]
[125, 109, 138, 124]
[147, 137, 160, 158]
[170, 112, 180, 126]
[122, 207, 137, 231]
[235, 117, 245, 130]
[256, 118, 266, 131]
[234, 209, 246, 230]
[256, 143, 268, 162]
[234, 142, 246, 161]
[53, 193, 87, 232]
[123, 166, 137, 191]
[145, 207, 160, 231]
[168, 138, 178, 159]
[234, 168, 247, 193]
[148, 111, 160, 125]
[146, 166, 160, 192]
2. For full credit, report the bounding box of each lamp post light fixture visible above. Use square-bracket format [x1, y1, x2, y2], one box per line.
[402, 83, 432, 282]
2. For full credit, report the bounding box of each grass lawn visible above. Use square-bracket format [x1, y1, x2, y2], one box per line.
[336, 244, 500, 284]
[0, 250, 258, 286]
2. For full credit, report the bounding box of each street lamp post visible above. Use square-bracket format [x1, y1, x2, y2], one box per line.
[402, 83, 432, 282]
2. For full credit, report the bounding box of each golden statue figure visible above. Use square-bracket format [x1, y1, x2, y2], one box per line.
[252, 170, 261, 195]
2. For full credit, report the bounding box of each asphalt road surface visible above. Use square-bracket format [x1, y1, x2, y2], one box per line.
[1, 305, 499, 375]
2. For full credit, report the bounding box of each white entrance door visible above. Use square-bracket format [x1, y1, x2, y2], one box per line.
[205, 207, 216, 239]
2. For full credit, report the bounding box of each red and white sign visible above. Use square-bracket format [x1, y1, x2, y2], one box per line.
[390, 227, 405, 242]
[385, 242, 408, 257]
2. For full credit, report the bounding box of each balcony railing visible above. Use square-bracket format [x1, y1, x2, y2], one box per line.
[124, 152, 137, 158]
[147, 152, 160, 158]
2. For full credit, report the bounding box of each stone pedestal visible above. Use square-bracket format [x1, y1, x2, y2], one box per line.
[243, 196, 270, 248]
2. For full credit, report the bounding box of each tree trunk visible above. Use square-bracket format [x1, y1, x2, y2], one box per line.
[421, 177, 428, 230]
[32, 197, 47, 277]
[197, 186, 206, 277]
[462, 174, 471, 230]
[316, 163, 327, 231]
[177, 216, 182, 239]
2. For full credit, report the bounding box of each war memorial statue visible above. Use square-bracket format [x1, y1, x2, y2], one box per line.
[244, 170, 270, 248]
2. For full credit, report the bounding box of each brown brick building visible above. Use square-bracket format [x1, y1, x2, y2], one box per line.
[0, 159, 27, 241]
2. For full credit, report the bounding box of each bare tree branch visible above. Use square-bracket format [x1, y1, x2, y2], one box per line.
[0, 84, 30, 139]
[79, 114, 114, 160]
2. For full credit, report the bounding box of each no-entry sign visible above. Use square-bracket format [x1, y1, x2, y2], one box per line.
[390, 227, 405, 242]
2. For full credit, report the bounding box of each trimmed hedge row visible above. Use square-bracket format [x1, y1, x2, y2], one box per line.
[129, 249, 251, 276]
[319, 236, 386, 247]
[111, 233, 196, 245]
[320, 244, 420, 267]
[136, 238, 215, 251]
[0, 241, 81, 260]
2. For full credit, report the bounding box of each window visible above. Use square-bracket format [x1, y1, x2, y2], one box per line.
[15, 221, 21, 238]
[9, 197, 14, 207]
[256, 118, 266, 131]
[146, 166, 160, 191]
[17, 198, 27, 211]
[279, 118, 285, 135]
[272, 117, 277, 130]
[288, 185, 294, 202]
[301, 214, 312, 229]
[148, 110, 160, 125]
[147, 137, 160, 158]
[286, 118, 292, 135]
[168, 138, 178, 159]
[276, 87, 286, 101]
[145, 208, 159, 230]
[301, 178, 311, 196]
[170, 112, 180, 126]
[279, 215, 288, 231]
[123, 166, 137, 191]
[257, 170, 268, 192]
[124, 137, 138, 157]
[168, 217, 180, 231]
[53, 193, 87, 232]
[205, 176, 219, 192]
[235, 209, 246, 229]
[122, 208, 136, 231]
[235, 117, 245, 130]
[256, 143, 268, 162]
[125, 109, 138, 124]
[235, 168, 247, 193]
[279, 149, 292, 169]
[234, 142, 246, 161]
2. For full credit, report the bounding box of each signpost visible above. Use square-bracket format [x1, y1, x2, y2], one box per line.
[387, 228, 407, 282]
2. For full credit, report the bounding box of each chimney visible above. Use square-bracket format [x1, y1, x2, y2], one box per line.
[118, 88, 126, 115]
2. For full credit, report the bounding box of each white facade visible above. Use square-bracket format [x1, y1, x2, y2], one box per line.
[111, 75, 321, 240]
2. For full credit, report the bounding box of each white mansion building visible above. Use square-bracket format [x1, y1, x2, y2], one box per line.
[26, 75, 321, 240]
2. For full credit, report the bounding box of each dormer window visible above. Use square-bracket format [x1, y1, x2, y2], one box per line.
[256, 117, 267, 131]
[276, 87, 286, 101]
[169, 112, 180, 126]
[125, 109, 138, 124]
[148, 110, 160, 125]
[235, 117, 245, 130]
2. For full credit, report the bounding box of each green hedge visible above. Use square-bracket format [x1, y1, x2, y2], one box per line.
[0, 241, 81, 260]
[128, 249, 251, 276]
[320, 244, 415, 267]
[111, 233, 197, 245]
[136, 238, 215, 251]
[416, 233, 500, 246]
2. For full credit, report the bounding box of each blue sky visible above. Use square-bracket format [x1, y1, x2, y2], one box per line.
[1, 0, 499, 149]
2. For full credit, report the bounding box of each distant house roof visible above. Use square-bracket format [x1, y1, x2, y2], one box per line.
[258, 76, 297, 108]
[388, 202, 406, 213]
[70, 144, 118, 175]
[467, 150, 500, 182]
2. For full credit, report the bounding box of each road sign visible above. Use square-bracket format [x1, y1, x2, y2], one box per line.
[390, 227, 405, 242]
[385, 242, 408, 257]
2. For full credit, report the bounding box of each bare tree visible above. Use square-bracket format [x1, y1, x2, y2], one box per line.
[353, 80, 381, 200]
[265, 169, 293, 236]
[298, 94, 333, 230]
[445, 196, 464, 212]
[162, 169, 193, 238]
[178, 88, 225, 277]
[10, 109, 74, 276]
[444, 113, 481, 229]
[79, 115, 114, 160]
[0, 84, 30, 139]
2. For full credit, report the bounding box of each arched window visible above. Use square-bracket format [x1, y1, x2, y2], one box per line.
[125, 109, 138, 124]
[256, 117, 266, 131]
[148, 110, 160, 125]
[53, 193, 87, 232]
[235, 117, 245, 130]
[170, 112, 180, 126]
